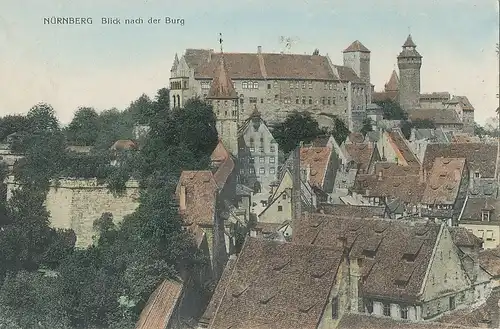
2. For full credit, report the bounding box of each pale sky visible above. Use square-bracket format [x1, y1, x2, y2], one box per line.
[0, 0, 499, 125]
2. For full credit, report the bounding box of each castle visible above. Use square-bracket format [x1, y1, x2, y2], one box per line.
[373, 35, 475, 133]
[169, 40, 372, 132]
[171, 34, 476, 135]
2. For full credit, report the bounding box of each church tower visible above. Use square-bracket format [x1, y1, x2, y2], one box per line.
[397, 35, 422, 111]
[206, 38, 239, 157]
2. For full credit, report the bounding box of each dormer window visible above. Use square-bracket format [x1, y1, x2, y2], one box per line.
[482, 210, 491, 222]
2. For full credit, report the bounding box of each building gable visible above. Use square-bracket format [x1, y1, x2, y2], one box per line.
[421, 227, 472, 317]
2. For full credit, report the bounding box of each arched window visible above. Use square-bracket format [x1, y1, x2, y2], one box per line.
[173, 96, 176, 108]
[253, 82, 259, 89]
[242, 81, 248, 89]
[176, 95, 180, 107]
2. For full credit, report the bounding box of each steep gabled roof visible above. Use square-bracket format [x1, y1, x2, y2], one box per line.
[421, 157, 466, 205]
[343, 143, 375, 172]
[387, 128, 420, 165]
[423, 143, 497, 178]
[300, 146, 332, 189]
[294, 214, 441, 302]
[343, 40, 370, 53]
[135, 279, 183, 329]
[206, 55, 238, 99]
[447, 96, 475, 111]
[338, 313, 480, 329]
[384, 70, 399, 92]
[175, 171, 218, 226]
[208, 237, 344, 329]
[210, 140, 235, 188]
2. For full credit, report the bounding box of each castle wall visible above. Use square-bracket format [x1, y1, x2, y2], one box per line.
[398, 62, 421, 111]
[6, 177, 140, 248]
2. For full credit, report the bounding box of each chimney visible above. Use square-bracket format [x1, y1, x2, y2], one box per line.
[257, 46, 262, 54]
[179, 185, 186, 211]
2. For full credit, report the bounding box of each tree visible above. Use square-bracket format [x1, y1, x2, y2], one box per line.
[374, 99, 408, 120]
[94, 108, 134, 150]
[312, 48, 319, 55]
[271, 111, 326, 154]
[26, 103, 60, 133]
[0, 115, 30, 142]
[153, 88, 170, 114]
[126, 94, 154, 125]
[330, 116, 350, 145]
[360, 118, 373, 136]
[66, 107, 100, 146]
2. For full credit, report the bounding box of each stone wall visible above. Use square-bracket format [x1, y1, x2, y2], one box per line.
[5, 177, 140, 248]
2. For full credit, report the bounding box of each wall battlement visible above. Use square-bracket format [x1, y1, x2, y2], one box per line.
[5, 176, 141, 248]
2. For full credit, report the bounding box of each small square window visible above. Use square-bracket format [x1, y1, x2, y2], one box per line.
[259, 167, 265, 174]
[270, 167, 275, 174]
[278, 205, 283, 212]
[267, 83, 271, 89]
[270, 145, 276, 152]
[269, 157, 275, 163]
[259, 157, 265, 163]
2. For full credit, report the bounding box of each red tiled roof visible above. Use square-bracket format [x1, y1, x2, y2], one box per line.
[387, 129, 420, 165]
[186, 50, 359, 81]
[343, 40, 370, 53]
[294, 215, 441, 302]
[175, 171, 218, 226]
[210, 140, 235, 188]
[421, 157, 466, 205]
[300, 147, 332, 189]
[208, 237, 344, 329]
[344, 143, 375, 172]
[135, 279, 183, 329]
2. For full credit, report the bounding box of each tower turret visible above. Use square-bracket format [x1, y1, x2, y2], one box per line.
[397, 35, 422, 111]
[206, 36, 239, 156]
[343, 40, 371, 86]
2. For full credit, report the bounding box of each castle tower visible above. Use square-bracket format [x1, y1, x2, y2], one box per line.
[397, 35, 422, 111]
[206, 43, 239, 157]
[343, 40, 371, 85]
[384, 70, 399, 92]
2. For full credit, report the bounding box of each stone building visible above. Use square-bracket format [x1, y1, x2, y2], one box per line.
[237, 105, 279, 191]
[373, 35, 475, 133]
[397, 35, 423, 111]
[205, 54, 239, 156]
[169, 41, 372, 130]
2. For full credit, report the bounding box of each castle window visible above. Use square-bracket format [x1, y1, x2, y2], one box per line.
[482, 210, 491, 222]
[308, 81, 313, 89]
[278, 205, 283, 212]
[343, 86, 347, 91]
[261, 98, 264, 103]
[269, 157, 275, 163]
[253, 82, 259, 89]
[224, 111, 228, 116]
[296, 97, 300, 104]
[302, 81, 306, 88]
[270, 167, 275, 174]
[259, 167, 265, 174]
[267, 83, 271, 89]
[249, 97, 258, 104]
[240, 98, 244, 104]
[444, 273, 447, 283]
[259, 156, 265, 163]
[295, 81, 299, 88]
[333, 97, 336, 105]
[249, 156, 255, 163]
[321, 97, 325, 105]
[232, 110, 237, 116]
[383, 303, 391, 316]
[329, 83, 333, 90]
[400, 306, 408, 319]
[302, 97, 306, 105]
[475, 172, 481, 178]
[233, 82, 235, 88]
[344, 96, 347, 101]
[249, 167, 255, 174]
[290, 82, 294, 89]
[324, 82, 328, 89]
[242, 81, 248, 89]
[259, 147, 264, 152]
[327, 97, 331, 105]
[282, 194, 287, 200]
[308, 97, 313, 104]
[270, 145, 276, 152]
[183, 81, 188, 89]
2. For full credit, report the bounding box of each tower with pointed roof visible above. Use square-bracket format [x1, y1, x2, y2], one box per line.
[206, 43, 240, 157]
[343, 40, 371, 102]
[397, 34, 422, 111]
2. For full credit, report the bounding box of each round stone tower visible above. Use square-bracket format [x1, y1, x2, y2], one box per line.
[397, 35, 422, 111]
